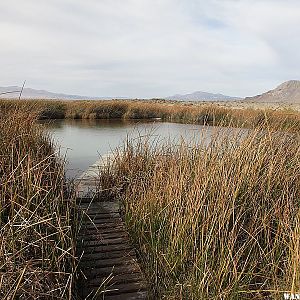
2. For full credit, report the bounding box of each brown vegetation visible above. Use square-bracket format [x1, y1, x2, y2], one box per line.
[101, 127, 300, 299]
[1, 99, 300, 132]
[0, 108, 78, 299]
[1, 99, 300, 299]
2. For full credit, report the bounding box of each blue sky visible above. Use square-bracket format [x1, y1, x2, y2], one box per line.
[0, 0, 299, 98]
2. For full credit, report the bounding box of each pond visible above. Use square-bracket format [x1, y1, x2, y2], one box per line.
[41, 119, 234, 178]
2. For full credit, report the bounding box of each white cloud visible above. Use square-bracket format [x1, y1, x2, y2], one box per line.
[0, 0, 299, 97]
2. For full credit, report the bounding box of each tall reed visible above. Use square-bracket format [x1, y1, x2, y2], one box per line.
[1, 99, 299, 132]
[102, 126, 300, 299]
[0, 109, 78, 299]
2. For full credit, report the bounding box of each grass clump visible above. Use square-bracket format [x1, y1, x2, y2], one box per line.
[102, 126, 300, 299]
[0, 109, 78, 299]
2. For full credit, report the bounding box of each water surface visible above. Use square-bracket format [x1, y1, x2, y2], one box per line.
[41, 119, 228, 178]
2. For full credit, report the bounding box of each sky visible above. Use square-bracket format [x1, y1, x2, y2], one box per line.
[0, 0, 300, 98]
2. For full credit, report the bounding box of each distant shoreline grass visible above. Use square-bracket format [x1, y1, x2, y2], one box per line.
[1, 99, 300, 132]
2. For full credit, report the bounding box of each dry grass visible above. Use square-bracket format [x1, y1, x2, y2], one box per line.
[101, 126, 300, 299]
[1, 99, 300, 299]
[1, 99, 300, 132]
[0, 108, 79, 299]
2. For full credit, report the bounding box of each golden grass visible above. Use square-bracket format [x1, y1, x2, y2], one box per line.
[1, 99, 300, 132]
[1, 99, 300, 298]
[101, 126, 300, 299]
[0, 108, 78, 299]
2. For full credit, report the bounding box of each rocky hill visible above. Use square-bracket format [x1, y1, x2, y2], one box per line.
[245, 80, 300, 103]
[166, 91, 240, 101]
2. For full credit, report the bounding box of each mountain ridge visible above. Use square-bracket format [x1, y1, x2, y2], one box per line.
[0, 86, 127, 100]
[0, 86, 240, 101]
[0, 86, 94, 100]
[2, 81, 300, 103]
[245, 80, 300, 103]
[165, 91, 241, 101]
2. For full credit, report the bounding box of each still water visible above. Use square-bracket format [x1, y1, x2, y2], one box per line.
[41, 119, 222, 178]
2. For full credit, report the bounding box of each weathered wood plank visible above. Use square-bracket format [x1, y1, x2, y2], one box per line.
[82, 264, 141, 277]
[85, 281, 147, 297]
[82, 237, 130, 246]
[81, 243, 133, 253]
[80, 212, 120, 218]
[79, 232, 128, 240]
[83, 217, 123, 225]
[81, 223, 125, 231]
[82, 290, 148, 300]
[80, 249, 136, 261]
[87, 273, 144, 286]
[103, 291, 148, 300]
[79, 201, 120, 211]
[100, 281, 147, 295]
[83, 257, 138, 268]
[79, 227, 126, 235]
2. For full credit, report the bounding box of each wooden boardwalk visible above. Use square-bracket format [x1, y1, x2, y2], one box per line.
[76, 158, 148, 299]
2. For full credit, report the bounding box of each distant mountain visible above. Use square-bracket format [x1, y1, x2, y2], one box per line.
[0, 86, 92, 100]
[245, 80, 300, 103]
[165, 91, 241, 101]
[0, 86, 127, 100]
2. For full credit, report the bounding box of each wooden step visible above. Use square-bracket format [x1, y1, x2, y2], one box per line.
[79, 232, 128, 240]
[81, 280, 147, 296]
[83, 257, 137, 268]
[88, 272, 144, 286]
[80, 243, 133, 254]
[100, 281, 147, 295]
[79, 226, 126, 235]
[81, 264, 141, 277]
[80, 249, 136, 261]
[82, 237, 130, 246]
[83, 217, 123, 225]
[103, 291, 148, 300]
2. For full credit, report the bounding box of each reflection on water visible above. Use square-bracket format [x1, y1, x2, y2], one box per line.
[40, 119, 240, 178]
[42, 118, 151, 130]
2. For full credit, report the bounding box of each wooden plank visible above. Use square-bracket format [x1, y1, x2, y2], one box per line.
[83, 217, 123, 225]
[80, 249, 137, 261]
[81, 217, 123, 223]
[80, 210, 121, 217]
[102, 291, 148, 300]
[79, 226, 126, 235]
[82, 290, 148, 300]
[80, 212, 120, 218]
[100, 281, 147, 295]
[88, 273, 144, 286]
[79, 201, 120, 211]
[82, 237, 130, 246]
[83, 257, 138, 268]
[81, 243, 133, 253]
[85, 214, 122, 220]
[79, 232, 128, 241]
[81, 223, 125, 231]
[82, 263, 142, 277]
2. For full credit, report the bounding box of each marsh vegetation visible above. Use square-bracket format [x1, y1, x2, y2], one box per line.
[0, 109, 78, 299]
[101, 127, 300, 299]
[1, 99, 300, 132]
[1, 100, 299, 299]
